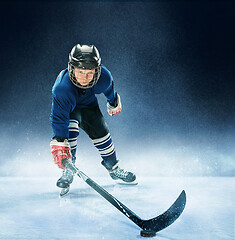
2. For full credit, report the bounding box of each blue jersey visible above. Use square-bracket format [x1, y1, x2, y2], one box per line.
[50, 65, 116, 139]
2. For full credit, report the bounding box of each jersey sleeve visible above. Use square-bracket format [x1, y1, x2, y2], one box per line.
[101, 66, 116, 104]
[50, 85, 76, 139]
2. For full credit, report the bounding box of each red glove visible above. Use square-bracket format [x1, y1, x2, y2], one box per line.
[50, 138, 72, 169]
[107, 93, 122, 116]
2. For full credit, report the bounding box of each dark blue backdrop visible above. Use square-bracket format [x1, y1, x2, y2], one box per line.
[0, 1, 235, 176]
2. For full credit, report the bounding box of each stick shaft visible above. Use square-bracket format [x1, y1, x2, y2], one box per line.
[63, 159, 143, 227]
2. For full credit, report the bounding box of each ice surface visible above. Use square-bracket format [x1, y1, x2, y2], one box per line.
[0, 176, 234, 240]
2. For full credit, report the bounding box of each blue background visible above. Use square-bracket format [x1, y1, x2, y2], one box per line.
[0, 1, 235, 177]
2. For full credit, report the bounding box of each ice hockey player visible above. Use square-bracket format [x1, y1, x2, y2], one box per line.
[50, 44, 137, 194]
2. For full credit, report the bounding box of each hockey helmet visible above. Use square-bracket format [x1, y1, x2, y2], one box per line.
[68, 44, 101, 88]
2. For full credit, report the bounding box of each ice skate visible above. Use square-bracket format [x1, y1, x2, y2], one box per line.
[102, 161, 137, 185]
[57, 168, 75, 189]
[59, 186, 70, 197]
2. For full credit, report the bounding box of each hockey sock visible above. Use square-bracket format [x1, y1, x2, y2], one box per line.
[92, 133, 118, 169]
[68, 119, 79, 164]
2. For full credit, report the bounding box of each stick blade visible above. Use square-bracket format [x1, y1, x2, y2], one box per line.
[141, 190, 186, 232]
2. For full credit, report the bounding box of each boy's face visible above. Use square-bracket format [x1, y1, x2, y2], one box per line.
[74, 68, 95, 86]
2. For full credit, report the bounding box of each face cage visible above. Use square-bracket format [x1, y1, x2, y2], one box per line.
[68, 64, 101, 89]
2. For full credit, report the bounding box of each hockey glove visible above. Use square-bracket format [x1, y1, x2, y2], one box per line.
[107, 93, 122, 116]
[50, 138, 72, 169]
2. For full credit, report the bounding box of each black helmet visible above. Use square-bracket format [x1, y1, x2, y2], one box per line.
[68, 44, 101, 89]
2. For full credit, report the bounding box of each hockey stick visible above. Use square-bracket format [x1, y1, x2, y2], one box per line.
[62, 159, 186, 234]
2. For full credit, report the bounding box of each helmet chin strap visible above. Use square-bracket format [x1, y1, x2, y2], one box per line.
[78, 88, 86, 95]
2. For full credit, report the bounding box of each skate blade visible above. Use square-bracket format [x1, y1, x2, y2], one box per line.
[114, 179, 138, 185]
[59, 187, 70, 198]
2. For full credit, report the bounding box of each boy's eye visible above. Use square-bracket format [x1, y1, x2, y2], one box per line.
[79, 71, 92, 74]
